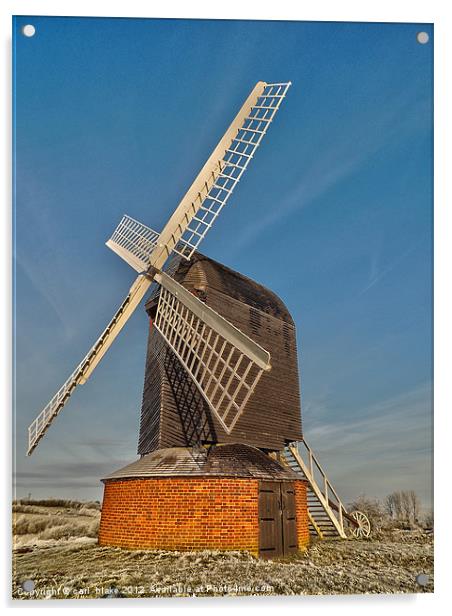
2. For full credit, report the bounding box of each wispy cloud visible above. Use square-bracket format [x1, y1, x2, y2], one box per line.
[232, 144, 366, 252]
[358, 243, 420, 296]
[230, 93, 430, 253]
[15, 254, 76, 340]
[14, 440, 137, 498]
[14, 170, 83, 340]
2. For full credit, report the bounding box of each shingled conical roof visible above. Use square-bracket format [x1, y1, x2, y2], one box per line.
[103, 444, 301, 482]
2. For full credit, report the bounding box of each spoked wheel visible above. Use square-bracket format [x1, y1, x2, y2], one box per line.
[348, 510, 371, 538]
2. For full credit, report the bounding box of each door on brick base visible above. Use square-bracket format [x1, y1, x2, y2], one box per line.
[258, 481, 298, 558]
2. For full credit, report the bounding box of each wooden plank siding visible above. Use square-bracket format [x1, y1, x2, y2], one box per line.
[138, 254, 303, 454]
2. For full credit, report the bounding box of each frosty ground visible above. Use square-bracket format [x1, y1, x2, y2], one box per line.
[12, 500, 433, 599]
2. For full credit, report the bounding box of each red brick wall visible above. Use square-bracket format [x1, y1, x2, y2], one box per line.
[99, 477, 310, 555]
[99, 477, 260, 554]
[294, 481, 310, 548]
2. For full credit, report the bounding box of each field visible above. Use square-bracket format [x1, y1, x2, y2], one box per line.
[12, 500, 433, 599]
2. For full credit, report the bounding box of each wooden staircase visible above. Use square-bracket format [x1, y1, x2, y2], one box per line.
[282, 440, 367, 539]
[306, 488, 343, 538]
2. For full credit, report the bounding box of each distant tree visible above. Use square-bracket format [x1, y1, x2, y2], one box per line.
[394, 492, 403, 519]
[385, 491, 404, 519]
[384, 490, 421, 526]
[407, 490, 421, 523]
[422, 509, 434, 529]
[384, 493, 397, 519]
[401, 491, 411, 521]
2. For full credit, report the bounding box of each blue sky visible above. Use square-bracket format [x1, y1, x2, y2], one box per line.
[13, 17, 433, 508]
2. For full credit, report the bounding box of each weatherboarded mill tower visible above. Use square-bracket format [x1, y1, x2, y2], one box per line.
[27, 80, 370, 561]
[99, 254, 310, 557]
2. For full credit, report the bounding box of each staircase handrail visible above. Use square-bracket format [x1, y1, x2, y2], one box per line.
[289, 439, 348, 514]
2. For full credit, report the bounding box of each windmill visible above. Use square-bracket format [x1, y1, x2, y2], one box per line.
[27, 81, 370, 557]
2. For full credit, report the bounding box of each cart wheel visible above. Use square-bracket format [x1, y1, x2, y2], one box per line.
[349, 510, 371, 538]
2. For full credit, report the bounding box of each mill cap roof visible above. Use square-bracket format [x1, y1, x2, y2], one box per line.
[145, 253, 294, 324]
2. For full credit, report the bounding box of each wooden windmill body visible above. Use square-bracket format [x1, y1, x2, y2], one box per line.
[140, 253, 303, 454]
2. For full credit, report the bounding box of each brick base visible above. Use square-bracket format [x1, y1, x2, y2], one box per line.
[294, 480, 310, 548]
[99, 477, 309, 556]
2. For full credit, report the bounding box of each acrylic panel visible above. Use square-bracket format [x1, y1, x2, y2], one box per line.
[12, 16, 433, 599]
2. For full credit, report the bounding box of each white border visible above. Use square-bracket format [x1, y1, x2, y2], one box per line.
[2, 1, 450, 613]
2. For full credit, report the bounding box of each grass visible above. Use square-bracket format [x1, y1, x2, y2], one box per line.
[12, 499, 100, 548]
[11, 499, 434, 599]
[13, 499, 100, 510]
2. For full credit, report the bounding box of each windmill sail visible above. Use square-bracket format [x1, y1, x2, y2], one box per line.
[173, 82, 292, 261]
[143, 81, 292, 269]
[106, 215, 160, 273]
[106, 82, 291, 273]
[27, 274, 151, 455]
[153, 272, 271, 434]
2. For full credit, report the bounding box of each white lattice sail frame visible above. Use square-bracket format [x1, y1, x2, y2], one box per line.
[153, 272, 271, 433]
[106, 215, 160, 272]
[27, 274, 152, 455]
[173, 82, 292, 260]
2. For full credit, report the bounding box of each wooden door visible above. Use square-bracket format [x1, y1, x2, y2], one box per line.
[258, 481, 283, 558]
[281, 482, 298, 554]
[258, 481, 298, 558]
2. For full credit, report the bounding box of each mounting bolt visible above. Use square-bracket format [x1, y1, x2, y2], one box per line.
[416, 573, 429, 587]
